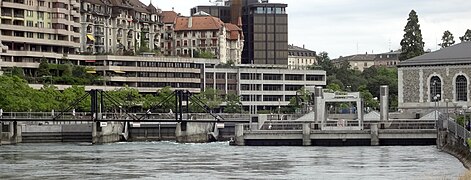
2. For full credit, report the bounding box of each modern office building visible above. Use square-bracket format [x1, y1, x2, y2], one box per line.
[191, 0, 288, 65]
[288, 44, 317, 68]
[204, 64, 326, 111]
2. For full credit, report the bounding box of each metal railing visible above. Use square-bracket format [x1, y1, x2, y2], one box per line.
[443, 117, 471, 145]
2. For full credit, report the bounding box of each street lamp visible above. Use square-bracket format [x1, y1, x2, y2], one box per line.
[434, 94, 441, 121]
[463, 105, 469, 130]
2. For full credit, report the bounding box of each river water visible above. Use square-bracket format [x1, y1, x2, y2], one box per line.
[0, 142, 466, 180]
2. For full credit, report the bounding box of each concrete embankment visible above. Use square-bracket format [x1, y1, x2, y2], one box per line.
[438, 131, 471, 169]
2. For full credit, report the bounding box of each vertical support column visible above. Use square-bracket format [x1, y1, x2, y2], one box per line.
[314, 87, 324, 129]
[235, 124, 245, 146]
[380, 85, 389, 122]
[370, 123, 379, 146]
[0, 121, 3, 146]
[302, 123, 311, 146]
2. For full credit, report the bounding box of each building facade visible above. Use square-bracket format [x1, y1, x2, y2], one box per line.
[332, 54, 376, 72]
[192, 0, 288, 65]
[288, 44, 317, 68]
[204, 64, 326, 111]
[173, 13, 243, 64]
[374, 51, 400, 67]
[398, 42, 471, 112]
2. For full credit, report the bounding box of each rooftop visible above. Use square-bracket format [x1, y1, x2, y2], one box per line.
[399, 42, 471, 67]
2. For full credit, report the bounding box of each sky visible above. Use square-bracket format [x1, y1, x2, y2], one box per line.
[143, 0, 471, 58]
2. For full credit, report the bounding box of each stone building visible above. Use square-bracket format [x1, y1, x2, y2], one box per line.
[398, 42, 471, 112]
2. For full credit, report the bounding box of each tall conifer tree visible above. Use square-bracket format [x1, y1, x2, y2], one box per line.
[439, 30, 455, 48]
[399, 10, 425, 61]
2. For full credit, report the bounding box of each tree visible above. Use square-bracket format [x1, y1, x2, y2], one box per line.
[143, 86, 175, 113]
[312, 52, 335, 75]
[399, 10, 425, 61]
[326, 83, 342, 92]
[0, 76, 34, 111]
[460, 29, 471, 42]
[190, 88, 222, 112]
[224, 93, 242, 113]
[289, 87, 311, 110]
[439, 30, 455, 48]
[10, 67, 25, 78]
[61, 85, 90, 112]
[38, 57, 51, 77]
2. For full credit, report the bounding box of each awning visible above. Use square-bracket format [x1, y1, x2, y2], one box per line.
[87, 34, 95, 41]
[114, 70, 125, 74]
[85, 60, 96, 62]
[86, 70, 96, 74]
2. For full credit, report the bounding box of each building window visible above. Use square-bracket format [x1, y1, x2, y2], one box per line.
[456, 75, 468, 101]
[430, 76, 441, 102]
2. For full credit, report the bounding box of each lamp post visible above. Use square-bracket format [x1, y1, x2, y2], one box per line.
[445, 99, 449, 121]
[464, 105, 469, 130]
[434, 94, 440, 121]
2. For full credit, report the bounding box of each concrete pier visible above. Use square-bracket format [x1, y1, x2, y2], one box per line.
[92, 122, 124, 144]
[380, 85, 389, 122]
[235, 124, 245, 146]
[302, 123, 311, 146]
[370, 123, 379, 146]
[175, 122, 214, 143]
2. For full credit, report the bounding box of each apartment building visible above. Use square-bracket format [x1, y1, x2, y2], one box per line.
[332, 53, 376, 72]
[374, 51, 400, 67]
[288, 44, 317, 68]
[160, 11, 178, 56]
[204, 64, 326, 111]
[173, 12, 243, 64]
[80, 0, 163, 54]
[0, 0, 81, 55]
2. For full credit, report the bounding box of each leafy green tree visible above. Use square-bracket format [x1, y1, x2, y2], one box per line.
[327, 83, 342, 92]
[359, 85, 379, 110]
[106, 86, 143, 110]
[11, 67, 25, 78]
[143, 86, 175, 113]
[224, 93, 242, 113]
[190, 88, 222, 112]
[0, 76, 34, 111]
[460, 29, 471, 42]
[61, 85, 90, 112]
[312, 52, 335, 75]
[289, 87, 311, 109]
[399, 10, 425, 61]
[439, 30, 455, 48]
[38, 57, 51, 77]
[32, 85, 62, 112]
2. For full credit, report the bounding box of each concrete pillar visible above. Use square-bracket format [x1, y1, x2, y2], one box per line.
[15, 122, 21, 143]
[314, 86, 324, 127]
[302, 123, 311, 146]
[92, 122, 98, 144]
[380, 85, 389, 121]
[235, 124, 245, 146]
[370, 123, 379, 146]
[0, 121, 2, 145]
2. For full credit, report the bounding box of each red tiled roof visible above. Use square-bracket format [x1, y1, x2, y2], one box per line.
[174, 16, 224, 31]
[225, 23, 242, 40]
[161, 11, 178, 24]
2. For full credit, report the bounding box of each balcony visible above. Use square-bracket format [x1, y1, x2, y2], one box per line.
[95, 31, 104, 36]
[142, 27, 149, 32]
[14, 13, 24, 18]
[1, 12, 13, 17]
[95, 42, 104, 46]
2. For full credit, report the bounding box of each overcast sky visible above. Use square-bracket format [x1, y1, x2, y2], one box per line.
[144, 0, 471, 58]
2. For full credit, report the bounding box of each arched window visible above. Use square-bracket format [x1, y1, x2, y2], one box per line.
[456, 75, 468, 101]
[430, 76, 441, 102]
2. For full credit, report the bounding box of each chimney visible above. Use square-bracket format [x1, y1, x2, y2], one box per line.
[188, 17, 193, 28]
[303, 44, 305, 49]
